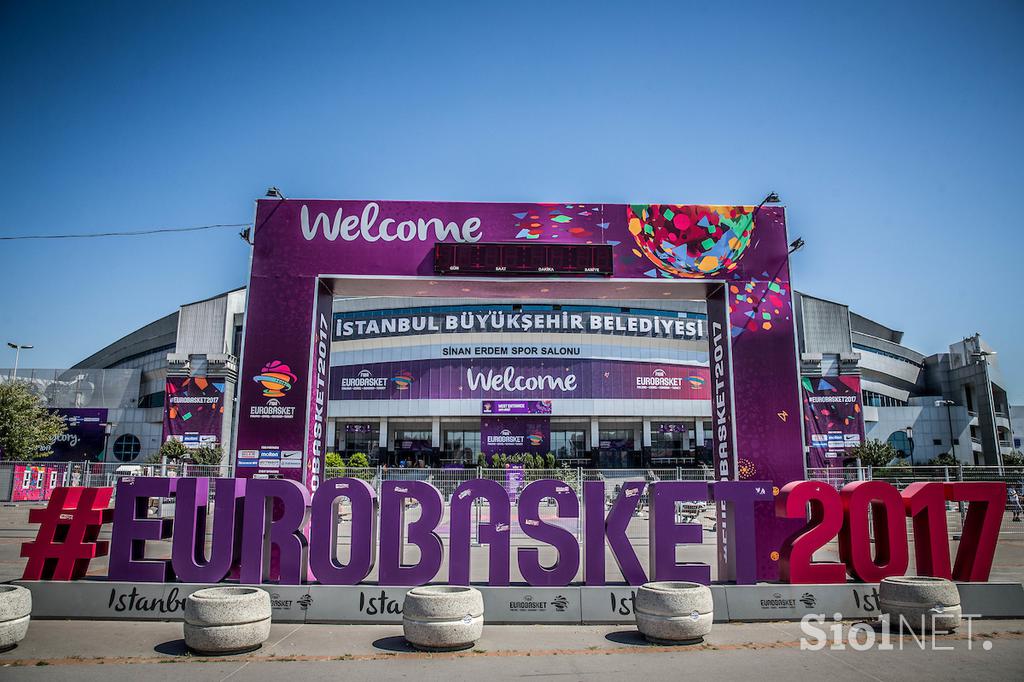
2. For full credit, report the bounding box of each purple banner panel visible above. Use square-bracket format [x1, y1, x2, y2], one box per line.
[481, 416, 551, 460]
[482, 400, 552, 415]
[331, 359, 710, 401]
[803, 375, 866, 468]
[39, 408, 108, 462]
[163, 377, 224, 448]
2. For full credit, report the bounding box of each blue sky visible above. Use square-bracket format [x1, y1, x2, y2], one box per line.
[1, 1, 1022, 397]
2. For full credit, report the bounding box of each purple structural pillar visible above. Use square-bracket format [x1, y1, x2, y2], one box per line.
[108, 477, 177, 582]
[583, 481, 647, 586]
[378, 480, 444, 586]
[711, 481, 774, 584]
[171, 477, 246, 583]
[239, 478, 311, 585]
[648, 481, 711, 584]
[309, 477, 379, 585]
[517, 479, 580, 586]
[449, 479, 511, 586]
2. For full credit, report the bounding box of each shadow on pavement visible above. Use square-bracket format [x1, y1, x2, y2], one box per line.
[154, 639, 189, 656]
[604, 630, 650, 646]
[372, 636, 416, 653]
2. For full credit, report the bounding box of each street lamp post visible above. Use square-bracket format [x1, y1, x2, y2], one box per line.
[6, 342, 33, 380]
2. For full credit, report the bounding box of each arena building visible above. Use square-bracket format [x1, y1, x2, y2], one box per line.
[4, 288, 1015, 468]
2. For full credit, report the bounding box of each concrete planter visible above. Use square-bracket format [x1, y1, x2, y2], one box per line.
[0, 585, 31, 652]
[634, 581, 713, 645]
[402, 586, 484, 651]
[183, 587, 272, 655]
[879, 576, 962, 632]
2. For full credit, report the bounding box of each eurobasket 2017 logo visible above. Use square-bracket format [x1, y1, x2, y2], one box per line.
[254, 360, 297, 398]
[250, 361, 298, 419]
[527, 431, 544, 447]
[391, 370, 414, 390]
[627, 204, 754, 277]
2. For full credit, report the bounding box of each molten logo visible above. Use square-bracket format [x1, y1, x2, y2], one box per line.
[254, 360, 297, 398]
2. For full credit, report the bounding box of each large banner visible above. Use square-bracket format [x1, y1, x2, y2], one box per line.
[163, 377, 225, 448]
[481, 415, 551, 459]
[38, 408, 107, 461]
[802, 376, 865, 468]
[330, 359, 710, 401]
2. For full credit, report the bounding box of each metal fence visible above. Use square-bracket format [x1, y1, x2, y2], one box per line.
[805, 465, 1024, 536]
[0, 461, 233, 502]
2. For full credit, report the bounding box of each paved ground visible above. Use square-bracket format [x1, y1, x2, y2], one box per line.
[2, 619, 1023, 680]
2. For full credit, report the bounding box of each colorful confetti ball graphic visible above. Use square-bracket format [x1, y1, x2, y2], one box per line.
[686, 375, 706, 390]
[392, 370, 414, 390]
[254, 360, 297, 398]
[527, 432, 544, 447]
[628, 205, 754, 277]
[737, 458, 757, 479]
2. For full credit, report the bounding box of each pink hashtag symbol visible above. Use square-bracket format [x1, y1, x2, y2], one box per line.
[21, 487, 114, 581]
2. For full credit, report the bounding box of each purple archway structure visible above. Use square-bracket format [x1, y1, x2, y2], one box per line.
[235, 199, 804, 581]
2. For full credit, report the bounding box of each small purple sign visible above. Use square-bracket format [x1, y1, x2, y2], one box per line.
[482, 400, 552, 415]
[657, 422, 687, 434]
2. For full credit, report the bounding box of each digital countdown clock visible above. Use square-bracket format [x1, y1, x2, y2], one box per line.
[434, 242, 613, 276]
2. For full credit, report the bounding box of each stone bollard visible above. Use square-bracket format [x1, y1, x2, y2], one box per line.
[402, 585, 484, 651]
[879, 576, 962, 632]
[0, 585, 31, 652]
[183, 587, 272, 655]
[634, 581, 713, 645]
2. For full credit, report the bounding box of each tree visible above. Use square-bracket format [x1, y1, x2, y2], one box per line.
[846, 439, 900, 467]
[927, 452, 959, 467]
[0, 381, 65, 461]
[190, 445, 223, 466]
[158, 439, 189, 463]
[1004, 450, 1024, 467]
[347, 452, 369, 468]
[325, 452, 346, 470]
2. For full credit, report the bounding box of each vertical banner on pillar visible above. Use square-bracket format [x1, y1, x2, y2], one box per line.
[235, 275, 317, 483]
[706, 284, 736, 581]
[305, 279, 333, 495]
[725, 207, 806, 581]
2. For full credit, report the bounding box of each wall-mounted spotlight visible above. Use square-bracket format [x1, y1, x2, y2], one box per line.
[265, 187, 286, 199]
[788, 237, 805, 254]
